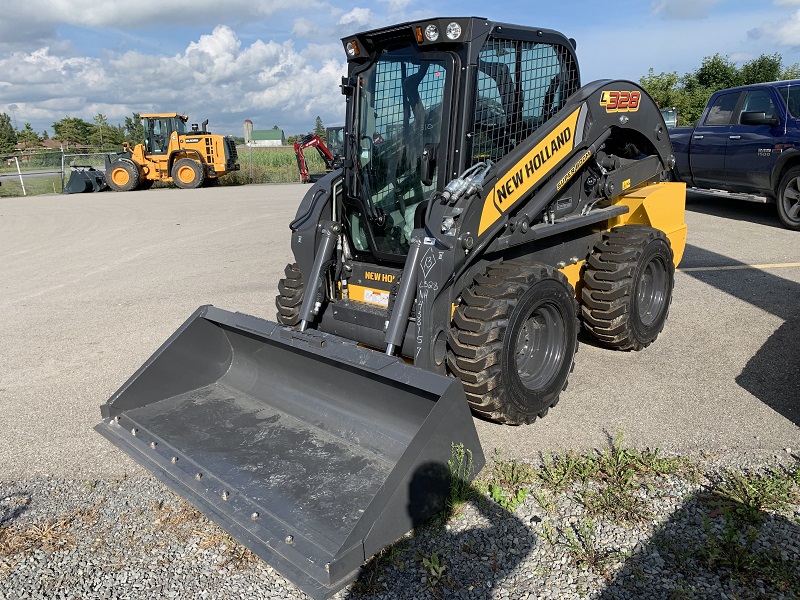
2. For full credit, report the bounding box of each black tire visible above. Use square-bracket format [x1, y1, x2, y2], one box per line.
[581, 225, 674, 351]
[171, 158, 205, 189]
[275, 263, 304, 326]
[136, 179, 155, 191]
[447, 262, 579, 425]
[107, 160, 140, 192]
[776, 166, 800, 231]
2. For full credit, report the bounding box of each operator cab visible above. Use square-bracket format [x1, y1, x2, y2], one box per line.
[340, 18, 580, 263]
[140, 113, 188, 155]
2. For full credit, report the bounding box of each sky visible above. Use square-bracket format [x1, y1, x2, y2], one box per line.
[1, 0, 800, 138]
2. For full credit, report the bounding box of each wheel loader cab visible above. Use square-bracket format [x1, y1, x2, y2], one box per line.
[340, 19, 580, 263]
[142, 115, 187, 154]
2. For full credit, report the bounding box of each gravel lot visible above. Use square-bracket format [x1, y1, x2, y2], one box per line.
[1, 185, 798, 599]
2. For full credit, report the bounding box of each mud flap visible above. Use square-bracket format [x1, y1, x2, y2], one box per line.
[96, 305, 484, 599]
[63, 166, 107, 194]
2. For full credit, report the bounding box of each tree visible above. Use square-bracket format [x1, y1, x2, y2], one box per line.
[124, 113, 144, 145]
[16, 122, 41, 148]
[314, 116, 326, 142]
[0, 113, 17, 153]
[52, 116, 92, 147]
[641, 52, 800, 126]
[739, 54, 783, 86]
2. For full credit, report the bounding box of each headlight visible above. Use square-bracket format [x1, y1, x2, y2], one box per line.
[424, 24, 439, 42]
[445, 22, 461, 40]
[345, 41, 359, 57]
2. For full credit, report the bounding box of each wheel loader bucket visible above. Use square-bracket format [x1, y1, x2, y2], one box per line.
[63, 166, 107, 194]
[96, 305, 484, 599]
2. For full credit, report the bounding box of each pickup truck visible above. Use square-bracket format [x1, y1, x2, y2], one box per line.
[670, 80, 800, 230]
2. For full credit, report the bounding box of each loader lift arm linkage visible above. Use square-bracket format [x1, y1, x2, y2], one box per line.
[98, 17, 686, 600]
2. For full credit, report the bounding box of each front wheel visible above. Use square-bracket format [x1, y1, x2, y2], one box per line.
[447, 262, 579, 425]
[582, 225, 675, 351]
[107, 160, 140, 192]
[777, 166, 800, 230]
[171, 158, 205, 189]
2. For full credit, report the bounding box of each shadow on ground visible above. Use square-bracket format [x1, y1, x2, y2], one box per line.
[680, 244, 799, 427]
[344, 478, 537, 600]
[598, 488, 800, 600]
[685, 192, 784, 229]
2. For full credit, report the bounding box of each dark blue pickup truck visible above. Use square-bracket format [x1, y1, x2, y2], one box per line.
[670, 80, 800, 230]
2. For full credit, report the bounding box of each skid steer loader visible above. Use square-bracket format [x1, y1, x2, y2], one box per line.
[97, 17, 686, 600]
[105, 113, 239, 191]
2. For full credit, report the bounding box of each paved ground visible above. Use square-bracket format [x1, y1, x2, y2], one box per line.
[0, 185, 798, 481]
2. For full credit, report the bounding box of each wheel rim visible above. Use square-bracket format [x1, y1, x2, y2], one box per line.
[636, 258, 668, 327]
[111, 168, 129, 186]
[782, 176, 800, 223]
[514, 302, 565, 390]
[177, 165, 196, 184]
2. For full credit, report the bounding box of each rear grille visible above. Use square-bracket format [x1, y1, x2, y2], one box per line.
[225, 137, 239, 168]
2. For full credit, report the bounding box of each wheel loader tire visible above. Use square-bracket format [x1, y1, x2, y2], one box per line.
[172, 158, 205, 189]
[581, 225, 674, 351]
[136, 178, 155, 191]
[447, 262, 579, 425]
[776, 166, 800, 230]
[275, 263, 304, 326]
[107, 160, 140, 192]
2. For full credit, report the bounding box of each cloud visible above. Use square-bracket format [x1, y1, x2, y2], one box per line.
[749, 7, 800, 47]
[337, 7, 372, 27]
[650, 0, 721, 19]
[0, 25, 347, 135]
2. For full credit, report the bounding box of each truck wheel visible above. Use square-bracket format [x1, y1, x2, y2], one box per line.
[447, 262, 579, 425]
[107, 160, 140, 192]
[276, 263, 304, 326]
[777, 166, 800, 230]
[581, 225, 674, 350]
[172, 158, 205, 189]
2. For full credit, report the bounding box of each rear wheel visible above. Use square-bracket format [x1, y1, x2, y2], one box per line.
[777, 166, 800, 230]
[581, 225, 674, 350]
[107, 160, 140, 192]
[276, 263, 304, 326]
[172, 158, 205, 189]
[447, 262, 579, 425]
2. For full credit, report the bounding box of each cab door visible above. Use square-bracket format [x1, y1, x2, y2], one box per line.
[689, 91, 742, 188]
[724, 88, 784, 193]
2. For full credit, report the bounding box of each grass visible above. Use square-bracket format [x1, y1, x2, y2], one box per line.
[0, 146, 328, 197]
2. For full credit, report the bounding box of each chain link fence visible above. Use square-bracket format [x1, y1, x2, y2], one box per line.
[0, 150, 111, 197]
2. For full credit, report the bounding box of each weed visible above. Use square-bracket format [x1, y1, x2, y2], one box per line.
[558, 518, 619, 576]
[0, 515, 76, 558]
[419, 550, 449, 595]
[708, 467, 800, 523]
[538, 520, 558, 545]
[447, 442, 475, 514]
[579, 485, 653, 524]
[355, 544, 409, 594]
[196, 529, 256, 570]
[531, 489, 556, 513]
[479, 452, 536, 512]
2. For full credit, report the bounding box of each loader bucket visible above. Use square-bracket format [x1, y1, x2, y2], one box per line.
[96, 305, 484, 599]
[63, 166, 107, 194]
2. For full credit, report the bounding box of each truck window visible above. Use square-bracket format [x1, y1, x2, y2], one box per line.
[704, 92, 740, 126]
[777, 86, 800, 118]
[738, 90, 776, 123]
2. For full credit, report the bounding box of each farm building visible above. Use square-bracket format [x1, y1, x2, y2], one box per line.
[249, 129, 285, 147]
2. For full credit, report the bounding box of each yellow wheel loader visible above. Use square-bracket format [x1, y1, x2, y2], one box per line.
[105, 113, 239, 191]
[97, 18, 686, 599]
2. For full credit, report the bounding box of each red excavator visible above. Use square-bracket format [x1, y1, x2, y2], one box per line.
[294, 126, 344, 183]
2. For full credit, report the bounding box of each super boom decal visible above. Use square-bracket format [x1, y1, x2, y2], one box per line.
[478, 107, 582, 236]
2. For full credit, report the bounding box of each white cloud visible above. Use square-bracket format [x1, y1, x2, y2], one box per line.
[337, 7, 372, 27]
[0, 25, 347, 135]
[749, 7, 800, 47]
[650, 0, 721, 19]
